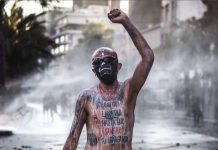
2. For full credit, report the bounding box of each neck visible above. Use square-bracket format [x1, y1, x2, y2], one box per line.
[99, 80, 119, 92]
[98, 80, 119, 100]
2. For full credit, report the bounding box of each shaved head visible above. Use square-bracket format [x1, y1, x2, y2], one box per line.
[92, 47, 118, 62]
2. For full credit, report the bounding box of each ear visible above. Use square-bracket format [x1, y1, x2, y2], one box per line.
[117, 63, 122, 71]
[92, 68, 96, 76]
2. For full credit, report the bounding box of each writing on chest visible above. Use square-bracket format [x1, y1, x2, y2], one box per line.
[92, 96, 123, 109]
[102, 109, 122, 118]
[89, 99, 130, 144]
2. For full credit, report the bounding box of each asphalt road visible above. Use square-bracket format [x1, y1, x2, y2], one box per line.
[1, 116, 218, 150]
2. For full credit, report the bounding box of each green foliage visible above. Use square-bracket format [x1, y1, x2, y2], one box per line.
[80, 22, 114, 51]
[69, 22, 114, 64]
[83, 23, 113, 39]
[2, 2, 56, 78]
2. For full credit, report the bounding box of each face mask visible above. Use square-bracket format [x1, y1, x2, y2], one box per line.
[92, 57, 118, 85]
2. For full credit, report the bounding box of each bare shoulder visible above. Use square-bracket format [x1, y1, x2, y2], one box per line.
[77, 87, 98, 102]
[123, 79, 139, 106]
[122, 79, 131, 94]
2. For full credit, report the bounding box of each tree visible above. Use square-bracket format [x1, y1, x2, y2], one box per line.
[68, 22, 114, 64]
[80, 22, 114, 51]
[157, 0, 218, 120]
[3, 3, 56, 78]
[0, 1, 58, 84]
[0, 0, 6, 90]
[201, 0, 218, 120]
[0, 0, 57, 89]
[3, 3, 54, 78]
[0, 30, 5, 91]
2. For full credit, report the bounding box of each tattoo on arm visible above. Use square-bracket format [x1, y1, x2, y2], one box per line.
[123, 20, 154, 98]
[63, 94, 86, 150]
[70, 98, 82, 133]
[123, 20, 154, 61]
[128, 26, 137, 39]
[125, 23, 151, 57]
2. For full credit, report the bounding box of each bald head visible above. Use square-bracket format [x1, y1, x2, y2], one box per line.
[92, 47, 118, 62]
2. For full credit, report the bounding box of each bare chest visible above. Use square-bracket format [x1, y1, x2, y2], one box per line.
[90, 98, 126, 127]
[86, 94, 133, 145]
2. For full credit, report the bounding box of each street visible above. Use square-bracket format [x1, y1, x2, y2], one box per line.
[1, 1, 218, 150]
[1, 112, 218, 150]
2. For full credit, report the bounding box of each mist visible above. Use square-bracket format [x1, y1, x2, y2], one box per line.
[1, 0, 218, 150]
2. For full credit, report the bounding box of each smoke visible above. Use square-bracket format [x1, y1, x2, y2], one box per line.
[1, 2, 217, 135]
[0, 47, 97, 134]
[0, 22, 123, 135]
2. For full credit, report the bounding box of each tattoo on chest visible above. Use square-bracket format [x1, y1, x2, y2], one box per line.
[95, 100, 121, 109]
[87, 133, 97, 146]
[100, 107, 128, 144]
[87, 84, 129, 145]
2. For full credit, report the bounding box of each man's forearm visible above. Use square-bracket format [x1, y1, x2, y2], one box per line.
[123, 20, 154, 61]
[63, 95, 86, 150]
[63, 136, 78, 150]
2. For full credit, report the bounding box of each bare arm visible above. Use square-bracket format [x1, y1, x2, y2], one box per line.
[108, 9, 154, 103]
[63, 94, 87, 150]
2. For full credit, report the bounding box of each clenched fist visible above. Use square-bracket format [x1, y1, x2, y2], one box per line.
[107, 9, 129, 24]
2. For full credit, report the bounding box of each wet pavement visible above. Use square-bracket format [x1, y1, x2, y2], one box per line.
[1, 116, 218, 150]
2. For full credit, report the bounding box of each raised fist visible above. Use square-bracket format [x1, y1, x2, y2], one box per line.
[107, 9, 129, 24]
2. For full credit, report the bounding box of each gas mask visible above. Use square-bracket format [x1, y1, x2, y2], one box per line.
[92, 57, 118, 85]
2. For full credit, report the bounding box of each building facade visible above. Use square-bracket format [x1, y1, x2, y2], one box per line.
[51, 1, 114, 56]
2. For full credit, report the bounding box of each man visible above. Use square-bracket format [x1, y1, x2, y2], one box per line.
[63, 9, 154, 150]
[192, 97, 203, 127]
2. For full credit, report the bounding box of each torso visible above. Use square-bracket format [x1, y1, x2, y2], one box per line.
[82, 82, 135, 150]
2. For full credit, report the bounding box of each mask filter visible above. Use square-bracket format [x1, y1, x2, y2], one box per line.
[99, 65, 112, 76]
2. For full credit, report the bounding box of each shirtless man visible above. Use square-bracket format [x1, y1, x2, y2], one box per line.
[63, 9, 154, 150]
